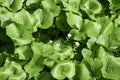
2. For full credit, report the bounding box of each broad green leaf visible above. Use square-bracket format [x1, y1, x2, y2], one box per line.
[0, 0, 24, 12]
[53, 39, 74, 60]
[41, 10, 54, 29]
[31, 42, 55, 57]
[96, 34, 109, 47]
[24, 54, 44, 79]
[78, 58, 102, 80]
[33, 9, 54, 29]
[83, 19, 102, 38]
[87, 38, 97, 49]
[61, 0, 81, 15]
[6, 9, 36, 45]
[102, 54, 120, 79]
[0, 58, 26, 80]
[78, 61, 92, 80]
[41, 0, 61, 16]
[66, 11, 83, 30]
[80, 0, 102, 15]
[0, 7, 13, 26]
[69, 29, 87, 41]
[81, 48, 92, 58]
[10, 0, 24, 12]
[97, 16, 114, 35]
[108, 26, 120, 49]
[108, 0, 120, 10]
[51, 61, 75, 79]
[97, 47, 107, 59]
[43, 58, 55, 68]
[12, 9, 35, 27]
[28, 42, 55, 76]
[33, 9, 43, 31]
[15, 45, 33, 60]
[83, 58, 102, 78]
[0, 0, 11, 8]
[6, 23, 33, 45]
[6, 23, 20, 38]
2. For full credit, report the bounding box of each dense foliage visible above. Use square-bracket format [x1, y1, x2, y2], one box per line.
[0, 0, 120, 80]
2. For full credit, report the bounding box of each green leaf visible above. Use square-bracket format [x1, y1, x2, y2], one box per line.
[56, 12, 71, 31]
[61, 0, 81, 15]
[78, 61, 92, 80]
[96, 34, 109, 47]
[66, 11, 83, 30]
[69, 29, 87, 41]
[84, 58, 102, 78]
[51, 61, 75, 79]
[97, 16, 114, 35]
[6, 23, 33, 45]
[87, 38, 97, 49]
[41, 10, 54, 29]
[33, 9, 54, 29]
[80, 0, 102, 15]
[83, 19, 102, 38]
[41, 0, 61, 16]
[53, 39, 74, 60]
[6, 9, 36, 45]
[108, 0, 120, 10]
[31, 42, 55, 57]
[24, 55, 44, 79]
[6, 23, 20, 38]
[10, 0, 24, 12]
[115, 15, 120, 25]
[15, 45, 33, 60]
[0, 0, 11, 8]
[0, 7, 13, 26]
[0, 58, 26, 80]
[12, 9, 35, 27]
[102, 54, 120, 79]
[44, 58, 55, 68]
[67, 0, 81, 10]
[81, 48, 92, 58]
[78, 58, 102, 80]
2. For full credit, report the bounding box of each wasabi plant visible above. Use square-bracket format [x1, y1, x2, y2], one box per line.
[1, 0, 120, 80]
